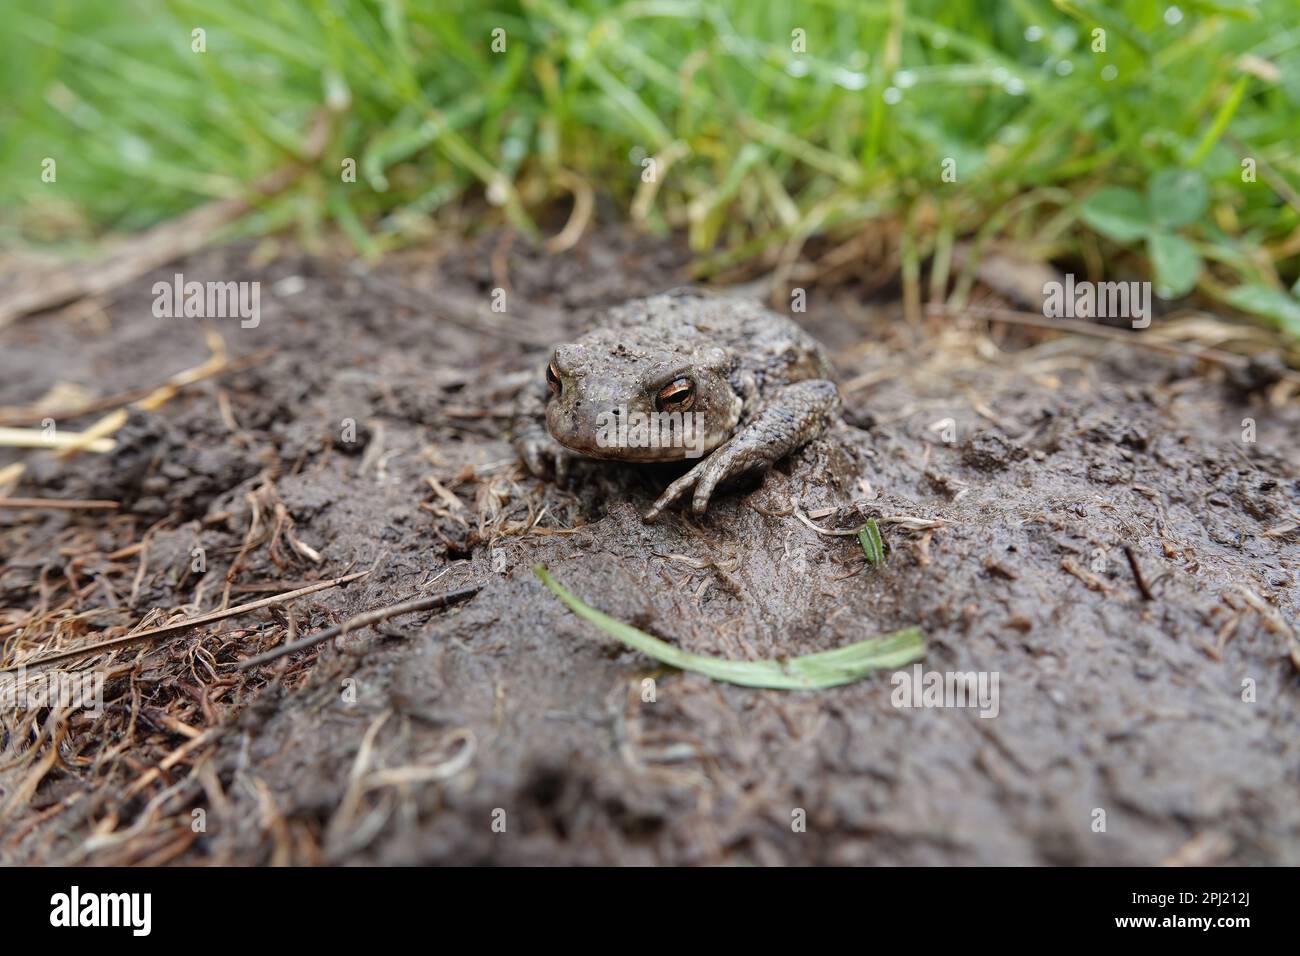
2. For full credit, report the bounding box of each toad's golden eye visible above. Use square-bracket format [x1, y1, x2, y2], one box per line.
[546, 361, 562, 396]
[655, 377, 695, 413]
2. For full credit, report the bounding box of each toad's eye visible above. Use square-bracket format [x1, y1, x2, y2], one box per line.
[655, 377, 695, 413]
[546, 361, 562, 396]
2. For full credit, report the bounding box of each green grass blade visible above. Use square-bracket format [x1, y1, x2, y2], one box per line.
[858, 519, 886, 565]
[535, 565, 924, 690]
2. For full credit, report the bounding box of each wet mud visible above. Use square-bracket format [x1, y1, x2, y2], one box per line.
[1, 232, 1297, 865]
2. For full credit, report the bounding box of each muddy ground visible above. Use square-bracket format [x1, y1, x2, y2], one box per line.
[1, 230, 1297, 865]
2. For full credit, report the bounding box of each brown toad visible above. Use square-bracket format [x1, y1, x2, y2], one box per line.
[515, 289, 841, 520]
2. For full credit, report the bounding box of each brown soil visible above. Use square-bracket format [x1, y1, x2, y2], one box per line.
[1, 231, 1297, 865]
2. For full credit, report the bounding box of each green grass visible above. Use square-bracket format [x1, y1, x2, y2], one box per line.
[3, 0, 1300, 333]
[535, 565, 924, 689]
[858, 519, 885, 565]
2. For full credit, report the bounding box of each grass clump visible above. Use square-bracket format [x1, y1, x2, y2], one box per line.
[2, 0, 1299, 333]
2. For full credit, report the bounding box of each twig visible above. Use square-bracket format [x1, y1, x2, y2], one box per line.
[125, 730, 218, 799]
[1232, 584, 1300, 672]
[237, 584, 483, 670]
[1123, 545, 1155, 601]
[0, 497, 121, 510]
[931, 303, 1300, 385]
[792, 507, 863, 536]
[0, 348, 275, 428]
[0, 427, 115, 453]
[545, 170, 595, 254]
[1, 569, 372, 673]
[793, 507, 943, 536]
[53, 410, 129, 460]
[1060, 557, 1110, 593]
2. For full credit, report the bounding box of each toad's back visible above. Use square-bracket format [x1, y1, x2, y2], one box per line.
[591, 291, 833, 396]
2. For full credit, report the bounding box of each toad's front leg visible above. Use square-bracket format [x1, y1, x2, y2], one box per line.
[644, 379, 841, 521]
[512, 380, 574, 483]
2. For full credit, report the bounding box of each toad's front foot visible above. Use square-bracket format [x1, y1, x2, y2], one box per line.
[643, 378, 840, 522]
[643, 434, 771, 521]
[515, 426, 573, 484]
